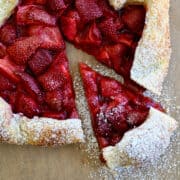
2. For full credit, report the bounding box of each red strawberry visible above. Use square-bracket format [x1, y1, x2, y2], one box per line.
[107, 110, 129, 134]
[122, 5, 146, 34]
[15, 72, 43, 102]
[0, 57, 21, 82]
[7, 36, 41, 65]
[95, 118, 112, 137]
[60, 10, 80, 41]
[28, 49, 53, 75]
[16, 5, 56, 26]
[117, 32, 135, 47]
[0, 74, 16, 91]
[0, 43, 6, 58]
[98, 17, 124, 42]
[15, 94, 40, 118]
[38, 54, 66, 91]
[97, 44, 129, 73]
[100, 77, 122, 97]
[0, 24, 16, 45]
[79, 63, 100, 114]
[45, 90, 63, 111]
[47, 0, 67, 15]
[75, 22, 102, 46]
[97, 137, 109, 148]
[75, 0, 103, 23]
[28, 26, 65, 50]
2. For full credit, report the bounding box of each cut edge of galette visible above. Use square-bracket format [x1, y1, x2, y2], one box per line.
[80, 63, 177, 169]
[109, 0, 171, 95]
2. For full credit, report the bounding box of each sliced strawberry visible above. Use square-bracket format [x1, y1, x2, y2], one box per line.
[0, 74, 16, 91]
[60, 10, 80, 41]
[97, 44, 129, 73]
[100, 77, 122, 97]
[38, 53, 67, 91]
[45, 90, 63, 111]
[117, 32, 135, 47]
[79, 63, 100, 114]
[62, 85, 77, 115]
[75, 22, 102, 46]
[95, 118, 112, 137]
[47, 0, 67, 15]
[15, 72, 43, 102]
[16, 5, 56, 26]
[28, 26, 65, 50]
[0, 24, 16, 45]
[7, 36, 41, 65]
[97, 137, 109, 148]
[98, 17, 124, 42]
[28, 49, 53, 75]
[0, 43, 6, 58]
[0, 57, 21, 82]
[75, 0, 103, 23]
[122, 5, 146, 34]
[15, 93, 41, 118]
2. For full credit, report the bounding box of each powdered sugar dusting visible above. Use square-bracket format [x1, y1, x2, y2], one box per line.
[66, 22, 179, 177]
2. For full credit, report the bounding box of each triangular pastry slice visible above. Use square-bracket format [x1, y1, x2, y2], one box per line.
[80, 63, 177, 169]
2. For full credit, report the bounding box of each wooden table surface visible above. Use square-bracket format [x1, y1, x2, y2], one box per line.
[0, 1, 180, 180]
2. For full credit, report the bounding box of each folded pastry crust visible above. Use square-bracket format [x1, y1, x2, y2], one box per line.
[102, 107, 177, 169]
[109, 0, 171, 95]
[0, 0, 19, 27]
[0, 98, 85, 146]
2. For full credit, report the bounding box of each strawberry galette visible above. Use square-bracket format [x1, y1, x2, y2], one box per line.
[0, 0, 177, 169]
[0, 0, 84, 146]
[60, 0, 171, 94]
[80, 63, 177, 168]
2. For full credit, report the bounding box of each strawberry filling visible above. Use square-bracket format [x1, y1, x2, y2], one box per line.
[59, 0, 146, 92]
[80, 64, 164, 148]
[0, 1, 78, 119]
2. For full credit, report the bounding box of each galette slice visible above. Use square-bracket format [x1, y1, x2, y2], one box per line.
[60, 0, 170, 94]
[0, 1, 84, 146]
[80, 63, 177, 169]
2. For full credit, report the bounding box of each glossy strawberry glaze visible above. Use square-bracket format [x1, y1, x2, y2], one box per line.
[0, 0, 164, 149]
[80, 64, 164, 148]
[0, 0, 78, 119]
[60, 0, 146, 92]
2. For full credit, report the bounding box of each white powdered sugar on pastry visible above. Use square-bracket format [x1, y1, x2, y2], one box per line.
[109, 0, 171, 95]
[0, 98, 85, 146]
[0, 0, 19, 27]
[102, 107, 178, 169]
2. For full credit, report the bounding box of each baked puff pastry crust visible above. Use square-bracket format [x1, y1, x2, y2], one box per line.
[103, 107, 178, 169]
[0, 98, 84, 146]
[109, 0, 171, 95]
